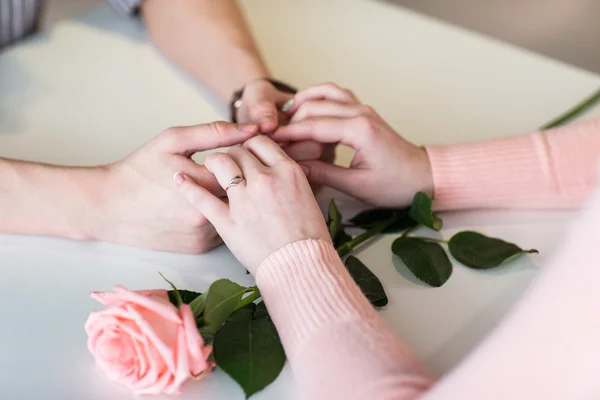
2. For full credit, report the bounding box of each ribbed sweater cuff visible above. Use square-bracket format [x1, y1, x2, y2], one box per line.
[256, 239, 376, 354]
[425, 132, 554, 210]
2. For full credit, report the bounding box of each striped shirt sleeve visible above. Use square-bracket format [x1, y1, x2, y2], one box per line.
[0, 0, 42, 48]
[106, 0, 141, 18]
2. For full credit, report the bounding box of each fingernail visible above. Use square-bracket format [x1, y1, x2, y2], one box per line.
[299, 164, 310, 176]
[173, 172, 186, 185]
[280, 98, 294, 113]
[238, 122, 258, 133]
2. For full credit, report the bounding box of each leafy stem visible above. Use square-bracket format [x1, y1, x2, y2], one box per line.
[401, 225, 417, 238]
[541, 88, 600, 129]
[232, 287, 261, 312]
[406, 236, 448, 244]
[336, 212, 404, 257]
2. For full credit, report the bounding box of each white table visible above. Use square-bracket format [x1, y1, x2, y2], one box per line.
[1, 1, 599, 399]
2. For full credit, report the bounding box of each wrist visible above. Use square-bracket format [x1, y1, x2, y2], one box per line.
[0, 160, 110, 240]
[416, 146, 434, 199]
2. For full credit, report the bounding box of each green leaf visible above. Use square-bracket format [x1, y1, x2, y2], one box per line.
[392, 237, 452, 287]
[327, 199, 343, 241]
[333, 229, 353, 248]
[345, 256, 388, 307]
[348, 208, 417, 233]
[254, 301, 271, 321]
[448, 231, 538, 269]
[189, 291, 208, 317]
[168, 289, 203, 307]
[409, 192, 442, 231]
[214, 307, 286, 398]
[204, 279, 252, 333]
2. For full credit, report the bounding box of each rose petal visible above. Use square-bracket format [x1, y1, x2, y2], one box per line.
[165, 326, 191, 394]
[126, 304, 178, 376]
[113, 286, 181, 323]
[133, 370, 173, 396]
[131, 336, 165, 392]
[90, 288, 169, 306]
[180, 304, 209, 376]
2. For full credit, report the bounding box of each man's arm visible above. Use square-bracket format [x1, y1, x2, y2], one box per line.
[140, 0, 269, 103]
[0, 122, 256, 253]
[0, 158, 106, 240]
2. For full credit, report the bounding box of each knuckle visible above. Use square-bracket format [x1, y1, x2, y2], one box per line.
[251, 100, 275, 114]
[360, 104, 375, 115]
[205, 152, 228, 167]
[159, 127, 182, 148]
[255, 170, 277, 187]
[353, 115, 375, 133]
[208, 121, 228, 138]
[341, 88, 356, 100]
[323, 81, 341, 92]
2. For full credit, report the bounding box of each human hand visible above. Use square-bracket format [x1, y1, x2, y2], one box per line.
[172, 135, 330, 274]
[234, 78, 335, 170]
[271, 83, 434, 208]
[99, 122, 258, 253]
[234, 79, 295, 133]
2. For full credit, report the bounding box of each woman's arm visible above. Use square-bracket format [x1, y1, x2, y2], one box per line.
[174, 135, 434, 400]
[271, 83, 600, 211]
[257, 239, 433, 400]
[426, 118, 600, 210]
[422, 176, 600, 399]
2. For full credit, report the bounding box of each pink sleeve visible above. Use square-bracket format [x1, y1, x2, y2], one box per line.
[256, 240, 433, 400]
[425, 118, 600, 210]
[420, 174, 600, 399]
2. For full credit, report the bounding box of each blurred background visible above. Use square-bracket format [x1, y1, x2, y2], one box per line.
[46, 0, 600, 74]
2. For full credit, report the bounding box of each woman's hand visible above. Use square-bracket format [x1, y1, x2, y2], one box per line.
[173, 135, 331, 274]
[271, 83, 434, 208]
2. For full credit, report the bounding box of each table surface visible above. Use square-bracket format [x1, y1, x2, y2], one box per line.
[1, 1, 600, 399]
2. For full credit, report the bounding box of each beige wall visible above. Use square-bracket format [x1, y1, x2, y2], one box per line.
[383, 0, 600, 74]
[45, 0, 600, 75]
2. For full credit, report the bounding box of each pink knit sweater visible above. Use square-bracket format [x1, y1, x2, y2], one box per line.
[256, 118, 600, 399]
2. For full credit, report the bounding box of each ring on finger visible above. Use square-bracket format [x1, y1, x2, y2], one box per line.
[225, 175, 245, 190]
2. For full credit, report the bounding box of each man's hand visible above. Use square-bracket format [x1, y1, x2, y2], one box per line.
[235, 79, 294, 133]
[99, 122, 258, 253]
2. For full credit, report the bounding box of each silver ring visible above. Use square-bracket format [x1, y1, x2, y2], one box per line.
[225, 175, 245, 191]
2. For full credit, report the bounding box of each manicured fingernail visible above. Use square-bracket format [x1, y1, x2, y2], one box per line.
[238, 122, 258, 133]
[299, 164, 310, 176]
[173, 172, 185, 185]
[280, 98, 294, 113]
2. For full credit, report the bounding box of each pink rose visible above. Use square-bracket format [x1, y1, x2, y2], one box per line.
[84, 286, 213, 395]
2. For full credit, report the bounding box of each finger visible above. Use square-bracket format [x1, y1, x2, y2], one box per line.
[243, 135, 291, 166]
[286, 82, 358, 114]
[179, 159, 224, 196]
[299, 160, 365, 198]
[291, 100, 365, 123]
[204, 153, 246, 193]
[282, 141, 325, 162]
[228, 145, 266, 173]
[161, 121, 258, 155]
[246, 100, 278, 133]
[173, 172, 230, 230]
[271, 117, 366, 149]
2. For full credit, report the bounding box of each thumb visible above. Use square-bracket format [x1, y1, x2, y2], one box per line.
[299, 160, 363, 198]
[247, 99, 279, 133]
